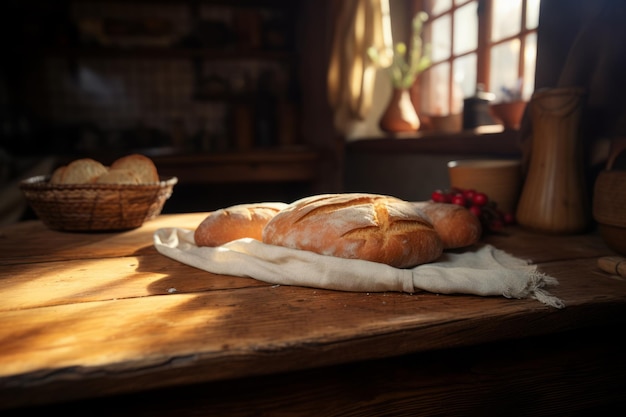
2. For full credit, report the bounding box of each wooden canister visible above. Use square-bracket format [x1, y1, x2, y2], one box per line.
[516, 87, 590, 233]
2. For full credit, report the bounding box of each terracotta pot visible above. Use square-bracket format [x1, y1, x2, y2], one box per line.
[490, 100, 527, 130]
[379, 88, 420, 133]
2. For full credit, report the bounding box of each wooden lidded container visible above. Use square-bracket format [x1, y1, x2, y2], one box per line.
[516, 87, 590, 234]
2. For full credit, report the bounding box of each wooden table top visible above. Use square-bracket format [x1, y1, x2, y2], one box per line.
[1, 213, 626, 411]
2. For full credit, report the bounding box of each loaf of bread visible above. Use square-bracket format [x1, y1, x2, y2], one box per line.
[50, 158, 109, 184]
[195, 202, 289, 247]
[110, 154, 159, 184]
[49, 154, 159, 185]
[49, 165, 66, 184]
[413, 201, 482, 249]
[95, 168, 141, 184]
[262, 193, 444, 268]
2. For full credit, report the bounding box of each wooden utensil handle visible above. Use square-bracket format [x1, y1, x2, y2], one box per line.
[598, 256, 626, 278]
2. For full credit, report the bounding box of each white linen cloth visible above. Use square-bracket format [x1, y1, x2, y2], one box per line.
[153, 228, 565, 309]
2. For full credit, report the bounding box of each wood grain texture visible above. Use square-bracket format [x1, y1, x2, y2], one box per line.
[4, 328, 625, 417]
[1, 214, 626, 412]
[0, 212, 207, 264]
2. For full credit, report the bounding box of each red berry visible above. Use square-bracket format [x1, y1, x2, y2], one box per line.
[469, 205, 482, 217]
[451, 194, 466, 206]
[462, 189, 476, 200]
[490, 218, 504, 230]
[472, 192, 489, 206]
[503, 212, 516, 224]
[431, 190, 446, 203]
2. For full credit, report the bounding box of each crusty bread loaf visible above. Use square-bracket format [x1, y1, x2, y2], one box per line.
[49, 165, 66, 184]
[195, 202, 289, 247]
[110, 154, 159, 184]
[50, 154, 160, 185]
[262, 193, 443, 268]
[55, 158, 108, 184]
[413, 201, 482, 249]
[95, 168, 142, 184]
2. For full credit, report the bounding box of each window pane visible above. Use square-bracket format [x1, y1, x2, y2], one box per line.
[453, 53, 476, 99]
[523, 32, 537, 100]
[453, 1, 477, 55]
[491, 0, 522, 42]
[526, 0, 541, 29]
[489, 39, 520, 102]
[425, 0, 452, 16]
[421, 62, 450, 115]
[431, 15, 451, 62]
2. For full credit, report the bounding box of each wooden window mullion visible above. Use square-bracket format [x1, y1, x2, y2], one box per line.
[476, 0, 491, 88]
[518, 0, 528, 83]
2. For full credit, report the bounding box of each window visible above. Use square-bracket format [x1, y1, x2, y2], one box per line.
[414, 0, 541, 116]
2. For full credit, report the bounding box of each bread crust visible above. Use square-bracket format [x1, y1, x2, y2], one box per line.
[58, 158, 108, 184]
[413, 201, 482, 249]
[195, 202, 288, 247]
[262, 193, 443, 268]
[49, 166, 67, 184]
[110, 154, 159, 184]
[95, 168, 142, 184]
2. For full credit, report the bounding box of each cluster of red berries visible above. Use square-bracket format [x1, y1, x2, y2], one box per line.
[431, 188, 516, 231]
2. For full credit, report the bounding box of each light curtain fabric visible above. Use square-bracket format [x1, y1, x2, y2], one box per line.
[327, 0, 389, 132]
[154, 227, 565, 309]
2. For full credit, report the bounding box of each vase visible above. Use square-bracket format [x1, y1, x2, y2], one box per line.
[379, 88, 420, 133]
[489, 100, 527, 130]
[515, 87, 590, 234]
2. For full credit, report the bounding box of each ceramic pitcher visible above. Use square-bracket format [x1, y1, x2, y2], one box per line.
[516, 87, 590, 233]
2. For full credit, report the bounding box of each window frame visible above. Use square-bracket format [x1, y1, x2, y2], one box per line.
[411, 0, 539, 116]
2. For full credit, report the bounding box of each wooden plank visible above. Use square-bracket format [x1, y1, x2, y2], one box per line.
[0, 290, 542, 409]
[0, 213, 208, 265]
[2, 214, 626, 410]
[0, 253, 266, 311]
[4, 327, 625, 417]
[2, 255, 626, 409]
[482, 225, 614, 262]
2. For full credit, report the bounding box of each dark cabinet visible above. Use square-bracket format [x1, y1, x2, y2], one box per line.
[1, 0, 304, 155]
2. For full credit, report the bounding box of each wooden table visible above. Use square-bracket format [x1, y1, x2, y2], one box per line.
[1, 213, 626, 416]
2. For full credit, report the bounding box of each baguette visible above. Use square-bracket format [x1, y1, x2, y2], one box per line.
[262, 193, 443, 268]
[194, 202, 288, 247]
[412, 201, 482, 249]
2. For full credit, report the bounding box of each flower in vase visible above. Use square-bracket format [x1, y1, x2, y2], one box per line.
[368, 12, 431, 89]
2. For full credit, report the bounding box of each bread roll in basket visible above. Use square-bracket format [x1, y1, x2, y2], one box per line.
[20, 154, 177, 232]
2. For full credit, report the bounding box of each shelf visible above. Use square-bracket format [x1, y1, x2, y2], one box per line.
[74, 0, 295, 7]
[45, 46, 291, 61]
[150, 148, 320, 184]
[346, 129, 523, 157]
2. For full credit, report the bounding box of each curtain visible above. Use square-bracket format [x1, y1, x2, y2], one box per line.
[326, 0, 389, 133]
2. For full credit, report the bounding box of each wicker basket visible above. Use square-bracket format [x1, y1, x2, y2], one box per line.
[20, 176, 178, 231]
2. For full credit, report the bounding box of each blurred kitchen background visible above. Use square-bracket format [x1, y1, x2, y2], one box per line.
[1, 0, 625, 223]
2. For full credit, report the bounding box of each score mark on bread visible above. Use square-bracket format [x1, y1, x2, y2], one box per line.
[262, 194, 444, 268]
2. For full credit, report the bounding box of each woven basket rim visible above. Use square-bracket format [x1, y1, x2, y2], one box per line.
[20, 175, 178, 190]
[19, 175, 178, 231]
